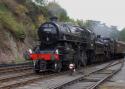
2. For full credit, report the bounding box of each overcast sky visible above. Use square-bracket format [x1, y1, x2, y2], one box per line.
[48, 0, 125, 30]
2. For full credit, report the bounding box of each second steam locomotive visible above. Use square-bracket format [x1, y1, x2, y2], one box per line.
[26, 17, 125, 73]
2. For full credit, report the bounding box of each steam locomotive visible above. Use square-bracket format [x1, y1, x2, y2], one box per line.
[26, 17, 125, 73]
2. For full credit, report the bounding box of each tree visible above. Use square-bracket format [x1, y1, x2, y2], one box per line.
[76, 19, 84, 27]
[81, 20, 94, 31]
[110, 26, 119, 40]
[119, 28, 125, 41]
[33, 0, 47, 6]
[47, 2, 69, 21]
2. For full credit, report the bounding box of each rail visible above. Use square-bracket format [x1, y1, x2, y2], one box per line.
[53, 59, 124, 89]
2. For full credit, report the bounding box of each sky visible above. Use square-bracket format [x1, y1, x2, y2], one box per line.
[48, 0, 125, 30]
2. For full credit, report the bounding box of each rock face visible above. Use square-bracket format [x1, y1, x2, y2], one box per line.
[0, 0, 43, 64]
[0, 26, 30, 64]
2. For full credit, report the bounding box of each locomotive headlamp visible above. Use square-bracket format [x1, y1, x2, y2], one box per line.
[69, 64, 74, 69]
[28, 49, 33, 54]
[55, 49, 59, 54]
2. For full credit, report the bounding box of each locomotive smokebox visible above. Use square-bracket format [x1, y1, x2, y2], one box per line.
[50, 16, 58, 22]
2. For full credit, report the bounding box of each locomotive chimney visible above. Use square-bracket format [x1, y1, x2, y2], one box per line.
[50, 16, 58, 22]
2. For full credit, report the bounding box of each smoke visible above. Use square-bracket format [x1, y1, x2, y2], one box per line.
[88, 20, 119, 39]
[47, 2, 67, 17]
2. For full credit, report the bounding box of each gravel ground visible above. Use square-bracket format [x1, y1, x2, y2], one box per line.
[16, 62, 110, 89]
[99, 59, 125, 89]
[64, 82, 95, 89]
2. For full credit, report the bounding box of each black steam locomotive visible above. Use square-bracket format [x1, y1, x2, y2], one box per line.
[27, 17, 125, 73]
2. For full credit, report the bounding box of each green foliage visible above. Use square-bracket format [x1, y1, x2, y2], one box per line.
[15, 4, 28, 15]
[81, 20, 94, 30]
[15, 55, 26, 63]
[76, 19, 84, 27]
[119, 28, 125, 41]
[109, 26, 119, 40]
[34, 0, 46, 6]
[0, 4, 25, 40]
[0, 4, 8, 12]
[23, 0, 48, 26]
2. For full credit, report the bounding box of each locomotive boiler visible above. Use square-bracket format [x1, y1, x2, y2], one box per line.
[30, 17, 91, 73]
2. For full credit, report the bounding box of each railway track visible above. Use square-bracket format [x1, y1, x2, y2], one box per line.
[0, 62, 33, 74]
[12, 60, 119, 89]
[53, 59, 123, 89]
[0, 60, 122, 89]
[0, 61, 70, 89]
[0, 66, 69, 89]
[0, 62, 34, 89]
[0, 71, 69, 89]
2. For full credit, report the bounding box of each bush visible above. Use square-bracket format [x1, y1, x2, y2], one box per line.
[119, 28, 125, 41]
[15, 4, 28, 15]
[37, 15, 46, 25]
[0, 4, 25, 40]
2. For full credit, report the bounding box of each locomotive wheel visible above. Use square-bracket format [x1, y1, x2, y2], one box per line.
[74, 53, 81, 69]
[34, 60, 40, 73]
[87, 51, 95, 64]
[80, 51, 87, 66]
[105, 52, 111, 61]
[53, 61, 62, 72]
[101, 55, 104, 62]
[34, 69, 40, 73]
[96, 55, 101, 63]
[76, 60, 81, 69]
[91, 51, 96, 63]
